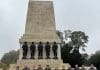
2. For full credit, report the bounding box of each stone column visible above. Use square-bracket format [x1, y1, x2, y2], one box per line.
[19, 44, 23, 60]
[27, 43, 31, 59]
[57, 44, 61, 59]
[34, 44, 38, 59]
[43, 43, 46, 59]
[50, 44, 53, 59]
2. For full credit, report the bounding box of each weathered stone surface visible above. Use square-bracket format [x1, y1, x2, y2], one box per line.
[9, 0, 70, 70]
[19, 1, 61, 43]
[9, 59, 70, 70]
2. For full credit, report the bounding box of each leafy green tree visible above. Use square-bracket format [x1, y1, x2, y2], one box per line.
[61, 43, 87, 67]
[57, 30, 88, 53]
[69, 31, 88, 53]
[89, 50, 100, 70]
[61, 44, 73, 63]
[81, 53, 89, 65]
[1, 50, 19, 65]
[59, 30, 89, 67]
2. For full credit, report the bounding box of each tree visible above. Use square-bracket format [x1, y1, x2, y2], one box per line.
[68, 31, 88, 53]
[57, 30, 89, 67]
[1, 50, 19, 66]
[61, 43, 73, 63]
[57, 30, 88, 53]
[0, 63, 8, 70]
[61, 43, 87, 67]
[89, 50, 100, 70]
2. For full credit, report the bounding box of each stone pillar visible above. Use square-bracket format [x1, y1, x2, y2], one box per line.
[43, 43, 46, 59]
[50, 44, 53, 59]
[34, 44, 38, 59]
[19, 44, 23, 60]
[27, 43, 31, 59]
[58, 44, 61, 59]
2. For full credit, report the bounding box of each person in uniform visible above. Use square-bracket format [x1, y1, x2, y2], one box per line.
[30, 42, 36, 59]
[45, 42, 51, 59]
[52, 42, 58, 59]
[22, 42, 28, 59]
[38, 41, 43, 59]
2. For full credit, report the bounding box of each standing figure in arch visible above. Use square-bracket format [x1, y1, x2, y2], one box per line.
[30, 42, 36, 59]
[22, 42, 28, 59]
[52, 42, 58, 59]
[38, 41, 43, 59]
[45, 41, 51, 59]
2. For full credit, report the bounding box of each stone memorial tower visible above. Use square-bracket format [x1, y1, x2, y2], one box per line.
[9, 0, 70, 70]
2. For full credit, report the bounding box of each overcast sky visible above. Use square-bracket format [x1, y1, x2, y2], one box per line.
[0, 0, 100, 59]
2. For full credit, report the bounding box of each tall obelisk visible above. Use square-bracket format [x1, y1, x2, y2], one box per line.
[20, 0, 61, 43]
[9, 0, 70, 70]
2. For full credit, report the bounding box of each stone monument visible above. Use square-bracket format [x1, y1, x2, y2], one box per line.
[9, 0, 70, 70]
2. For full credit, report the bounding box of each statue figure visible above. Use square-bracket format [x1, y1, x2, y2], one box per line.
[37, 65, 43, 70]
[22, 42, 28, 59]
[45, 65, 51, 70]
[23, 66, 30, 70]
[52, 42, 58, 59]
[38, 41, 43, 59]
[45, 42, 50, 59]
[30, 42, 36, 59]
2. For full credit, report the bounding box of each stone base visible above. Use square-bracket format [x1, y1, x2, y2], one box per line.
[9, 59, 70, 70]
